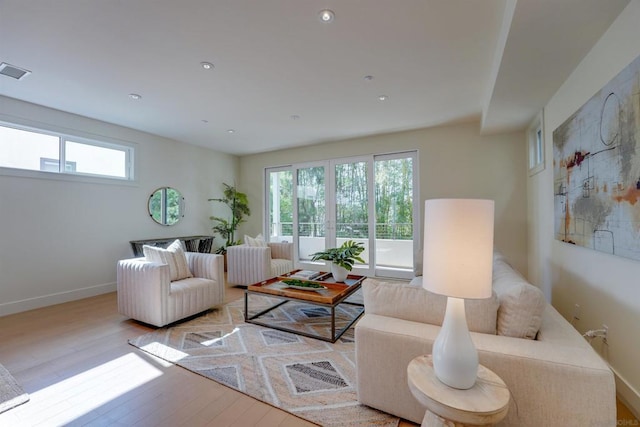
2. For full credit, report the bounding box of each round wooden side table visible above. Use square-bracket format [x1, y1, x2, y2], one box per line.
[407, 355, 510, 427]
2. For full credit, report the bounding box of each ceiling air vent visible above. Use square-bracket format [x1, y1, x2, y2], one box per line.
[0, 62, 31, 80]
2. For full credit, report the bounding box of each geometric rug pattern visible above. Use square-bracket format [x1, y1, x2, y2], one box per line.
[0, 363, 29, 414]
[129, 294, 399, 426]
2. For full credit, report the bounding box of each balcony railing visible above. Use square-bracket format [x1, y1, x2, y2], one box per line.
[270, 222, 413, 240]
[269, 222, 414, 269]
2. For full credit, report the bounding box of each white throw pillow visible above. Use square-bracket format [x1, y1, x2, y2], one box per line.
[492, 258, 545, 339]
[143, 239, 193, 281]
[362, 278, 499, 335]
[244, 233, 267, 247]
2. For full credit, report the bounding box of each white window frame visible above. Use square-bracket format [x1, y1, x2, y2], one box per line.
[264, 165, 294, 243]
[373, 151, 420, 280]
[528, 110, 545, 176]
[0, 119, 136, 184]
[264, 150, 419, 280]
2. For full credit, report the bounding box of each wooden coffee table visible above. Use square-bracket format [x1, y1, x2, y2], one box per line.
[244, 270, 366, 343]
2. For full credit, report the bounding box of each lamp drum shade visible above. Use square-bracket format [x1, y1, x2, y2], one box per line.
[422, 199, 494, 300]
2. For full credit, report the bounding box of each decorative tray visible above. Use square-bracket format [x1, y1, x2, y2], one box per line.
[276, 270, 364, 288]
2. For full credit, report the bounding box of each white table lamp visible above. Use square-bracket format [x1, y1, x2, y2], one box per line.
[422, 199, 494, 389]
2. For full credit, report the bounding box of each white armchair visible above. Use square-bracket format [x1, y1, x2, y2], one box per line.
[226, 242, 294, 286]
[117, 252, 225, 327]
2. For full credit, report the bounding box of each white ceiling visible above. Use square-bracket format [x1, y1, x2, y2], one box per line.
[0, 0, 630, 155]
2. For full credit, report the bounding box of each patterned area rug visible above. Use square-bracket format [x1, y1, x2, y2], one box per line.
[129, 294, 398, 426]
[0, 363, 29, 414]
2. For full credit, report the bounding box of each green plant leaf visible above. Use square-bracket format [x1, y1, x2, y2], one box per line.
[309, 240, 365, 271]
[209, 182, 250, 249]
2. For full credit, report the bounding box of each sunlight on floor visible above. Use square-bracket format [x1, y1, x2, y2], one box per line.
[139, 327, 240, 361]
[202, 327, 240, 346]
[140, 343, 189, 362]
[24, 353, 162, 425]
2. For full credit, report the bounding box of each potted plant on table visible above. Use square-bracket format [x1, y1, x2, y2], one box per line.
[310, 240, 365, 282]
[208, 183, 250, 257]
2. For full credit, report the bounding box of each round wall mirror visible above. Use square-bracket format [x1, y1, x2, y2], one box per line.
[148, 187, 184, 226]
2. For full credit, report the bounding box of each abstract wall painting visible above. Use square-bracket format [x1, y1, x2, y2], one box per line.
[553, 53, 640, 261]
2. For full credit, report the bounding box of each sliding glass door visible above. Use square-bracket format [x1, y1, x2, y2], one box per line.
[295, 164, 327, 262]
[333, 159, 372, 270]
[374, 154, 416, 275]
[267, 167, 293, 243]
[265, 151, 417, 279]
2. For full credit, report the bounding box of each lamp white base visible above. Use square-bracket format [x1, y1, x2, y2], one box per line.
[432, 297, 478, 389]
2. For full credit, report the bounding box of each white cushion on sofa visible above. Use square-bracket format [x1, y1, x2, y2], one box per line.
[492, 258, 545, 339]
[362, 278, 499, 334]
[244, 234, 267, 247]
[143, 239, 193, 281]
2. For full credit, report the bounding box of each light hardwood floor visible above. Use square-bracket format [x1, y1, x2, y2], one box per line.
[0, 286, 415, 427]
[0, 286, 636, 426]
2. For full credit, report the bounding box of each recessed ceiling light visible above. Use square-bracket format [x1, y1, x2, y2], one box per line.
[378, 95, 388, 101]
[363, 75, 374, 81]
[201, 62, 214, 70]
[318, 9, 335, 23]
[128, 93, 142, 100]
[290, 115, 301, 120]
[0, 62, 31, 80]
[227, 129, 235, 134]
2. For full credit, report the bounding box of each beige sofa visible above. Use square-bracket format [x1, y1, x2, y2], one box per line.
[355, 253, 616, 427]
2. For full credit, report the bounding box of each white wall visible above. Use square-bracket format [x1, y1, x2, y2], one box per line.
[239, 121, 528, 275]
[528, 1, 640, 414]
[0, 96, 238, 315]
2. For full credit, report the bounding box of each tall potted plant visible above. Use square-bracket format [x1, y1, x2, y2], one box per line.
[208, 183, 250, 255]
[310, 240, 365, 282]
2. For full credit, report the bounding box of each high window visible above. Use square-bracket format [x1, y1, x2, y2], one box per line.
[266, 151, 418, 279]
[0, 122, 134, 181]
[528, 111, 544, 176]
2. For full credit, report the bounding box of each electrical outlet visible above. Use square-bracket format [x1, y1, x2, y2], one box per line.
[573, 304, 581, 320]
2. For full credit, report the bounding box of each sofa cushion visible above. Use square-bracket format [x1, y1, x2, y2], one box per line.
[362, 278, 499, 334]
[492, 258, 546, 339]
[143, 239, 193, 281]
[244, 234, 267, 247]
[170, 277, 215, 294]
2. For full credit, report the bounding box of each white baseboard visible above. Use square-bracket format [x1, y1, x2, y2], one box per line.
[0, 282, 116, 317]
[613, 365, 640, 419]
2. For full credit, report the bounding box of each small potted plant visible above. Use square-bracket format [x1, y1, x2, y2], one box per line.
[310, 240, 365, 282]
